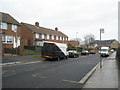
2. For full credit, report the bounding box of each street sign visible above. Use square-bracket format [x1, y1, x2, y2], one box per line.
[15, 36, 19, 39]
[100, 28, 104, 33]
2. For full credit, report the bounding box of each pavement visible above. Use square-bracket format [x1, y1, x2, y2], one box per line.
[83, 52, 118, 88]
[1, 55, 43, 65]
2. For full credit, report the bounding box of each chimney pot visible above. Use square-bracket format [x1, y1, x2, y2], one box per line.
[55, 27, 58, 31]
[35, 22, 39, 27]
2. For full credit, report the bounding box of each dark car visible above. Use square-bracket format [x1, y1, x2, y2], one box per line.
[68, 50, 79, 58]
[89, 50, 96, 54]
[81, 50, 89, 55]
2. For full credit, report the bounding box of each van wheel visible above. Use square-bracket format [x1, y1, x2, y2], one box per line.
[65, 56, 68, 59]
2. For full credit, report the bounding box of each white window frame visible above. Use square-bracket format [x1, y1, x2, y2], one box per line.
[52, 35, 54, 40]
[47, 34, 49, 39]
[36, 33, 39, 38]
[7, 36, 13, 43]
[63, 37, 64, 41]
[12, 24, 17, 32]
[2, 36, 6, 43]
[1, 22, 8, 30]
[2, 35, 13, 44]
[60, 36, 62, 40]
[56, 36, 58, 40]
[41, 34, 44, 39]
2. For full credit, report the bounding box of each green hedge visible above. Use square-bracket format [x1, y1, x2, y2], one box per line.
[116, 47, 120, 62]
[23, 46, 42, 55]
[23, 49, 40, 55]
[24, 46, 42, 50]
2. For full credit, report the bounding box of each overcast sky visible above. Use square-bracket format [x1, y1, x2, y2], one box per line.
[0, 0, 119, 40]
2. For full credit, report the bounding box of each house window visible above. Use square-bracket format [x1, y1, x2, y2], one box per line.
[63, 37, 64, 41]
[64, 37, 66, 41]
[2, 36, 6, 43]
[62, 37, 63, 40]
[60, 36, 62, 40]
[2, 35, 13, 43]
[7, 36, 13, 43]
[52, 35, 54, 40]
[1, 22, 8, 30]
[47, 34, 49, 39]
[12, 24, 17, 32]
[36, 33, 39, 38]
[42, 34, 44, 39]
[56, 36, 58, 40]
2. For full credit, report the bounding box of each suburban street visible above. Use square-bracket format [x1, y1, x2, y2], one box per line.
[2, 54, 105, 88]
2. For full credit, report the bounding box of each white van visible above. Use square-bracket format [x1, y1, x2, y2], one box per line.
[100, 47, 110, 57]
[42, 42, 68, 60]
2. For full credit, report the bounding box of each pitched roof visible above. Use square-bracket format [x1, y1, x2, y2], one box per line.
[21, 22, 68, 37]
[95, 39, 117, 45]
[0, 12, 20, 25]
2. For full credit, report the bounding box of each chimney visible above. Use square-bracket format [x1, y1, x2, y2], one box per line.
[55, 27, 58, 31]
[35, 22, 39, 27]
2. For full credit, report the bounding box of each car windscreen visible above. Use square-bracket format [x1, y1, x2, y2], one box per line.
[101, 49, 108, 51]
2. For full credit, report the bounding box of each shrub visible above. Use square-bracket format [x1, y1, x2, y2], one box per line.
[23, 49, 40, 56]
[24, 46, 36, 50]
[116, 47, 120, 62]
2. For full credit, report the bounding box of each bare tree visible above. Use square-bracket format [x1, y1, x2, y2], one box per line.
[84, 34, 95, 48]
[70, 38, 83, 46]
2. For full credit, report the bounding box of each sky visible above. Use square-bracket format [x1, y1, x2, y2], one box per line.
[0, 0, 119, 41]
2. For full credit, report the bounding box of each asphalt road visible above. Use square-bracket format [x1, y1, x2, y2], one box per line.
[2, 54, 105, 88]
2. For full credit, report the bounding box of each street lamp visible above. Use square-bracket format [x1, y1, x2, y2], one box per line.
[100, 28, 104, 68]
[76, 32, 78, 52]
[15, 28, 18, 55]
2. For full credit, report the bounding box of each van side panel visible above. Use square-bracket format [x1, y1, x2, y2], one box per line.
[42, 43, 66, 59]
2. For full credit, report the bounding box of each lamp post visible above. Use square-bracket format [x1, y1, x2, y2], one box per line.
[100, 28, 104, 68]
[76, 32, 78, 52]
[15, 29, 18, 55]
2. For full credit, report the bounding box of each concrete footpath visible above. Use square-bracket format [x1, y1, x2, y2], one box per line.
[83, 52, 118, 88]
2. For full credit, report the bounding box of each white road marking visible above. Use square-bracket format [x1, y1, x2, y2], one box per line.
[32, 73, 47, 79]
[0, 62, 20, 66]
[3, 61, 43, 67]
[3, 73, 16, 77]
[62, 79, 79, 84]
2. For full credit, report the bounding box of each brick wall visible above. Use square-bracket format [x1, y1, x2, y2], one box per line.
[2, 23, 21, 48]
[21, 24, 34, 46]
[68, 41, 79, 47]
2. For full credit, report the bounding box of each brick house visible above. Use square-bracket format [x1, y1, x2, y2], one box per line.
[21, 22, 68, 46]
[68, 40, 79, 47]
[0, 12, 21, 49]
[95, 39, 119, 50]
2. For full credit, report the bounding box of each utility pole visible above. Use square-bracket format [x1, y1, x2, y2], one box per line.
[15, 29, 18, 56]
[100, 28, 104, 68]
[76, 32, 78, 52]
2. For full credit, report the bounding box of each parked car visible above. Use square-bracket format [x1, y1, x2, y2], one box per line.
[89, 50, 96, 54]
[68, 50, 79, 58]
[110, 49, 114, 52]
[81, 50, 89, 55]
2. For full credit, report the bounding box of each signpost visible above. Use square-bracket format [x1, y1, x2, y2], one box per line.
[100, 28, 104, 68]
[15, 32, 18, 55]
